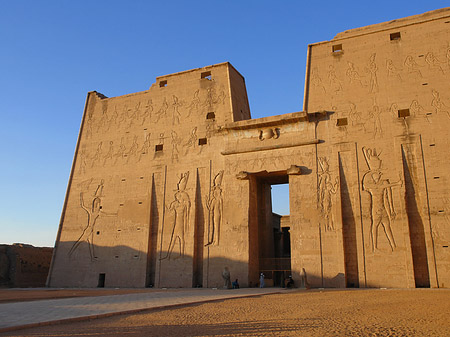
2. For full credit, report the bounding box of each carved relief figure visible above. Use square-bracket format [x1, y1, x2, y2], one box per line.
[346, 61, 364, 87]
[327, 65, 342, 94]
[91, 142, 103, 168]
[431, 89, 449, 117]
[318, 157, 339, 231]
[126, 136, 139, 163]
[206, 170, 224, 246]
[369, 104, 383, 138]
[184, 127, 197, 155]
[79, 148, 88, 175]
[310, 67, 326, 93]
[172, 95, 182, 125]
[155, 97, 168, 122]
[187, 90, 200, 117]
[366, 53, 378, 93]
[68, 180, 116, 260]
[171, 131, 181, 163]
[362, 147, 402, 252]
[404, 55, 422, 78]
[386, 59, 402, 81]
[138, 134, 151, 162]
[113, 137, 126, 165]
[348, 102, 365, 130]
[425, 52, 444, 74]
[161, 172, 191, 259]
[259, 128, 280, 140]
[102, 141, 114, 166]
[410, 99, 432, 123]
[140, 99, 153, 125]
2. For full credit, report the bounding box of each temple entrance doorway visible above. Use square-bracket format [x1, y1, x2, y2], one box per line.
[250, 172, 291, 287]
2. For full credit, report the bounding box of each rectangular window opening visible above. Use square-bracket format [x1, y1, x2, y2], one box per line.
[97, 274, 105, 288]
[398, 109, 410, 118]
[155, 144, 164, 152]
[206, 112, 215, 120]
[201, 71, 212, 80]
[332, 44, 343, 53]
[390, 32, 401, 41]
[336, 118, 348, 126]
[159, 80, 167, 87]
[198, 138, 207, 146]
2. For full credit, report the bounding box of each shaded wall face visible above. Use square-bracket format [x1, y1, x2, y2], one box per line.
[305, 12, 450, 288]
[49, 64, 252, 288]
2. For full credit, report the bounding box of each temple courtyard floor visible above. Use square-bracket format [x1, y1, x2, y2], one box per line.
[0, 287, 449, 336]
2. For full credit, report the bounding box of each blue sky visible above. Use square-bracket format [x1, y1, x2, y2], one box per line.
[1, 1, 448, 246]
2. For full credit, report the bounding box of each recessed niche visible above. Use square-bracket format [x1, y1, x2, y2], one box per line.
[198, 138, 207, 145]
[138, 201, 143, 204]
[159, 80, 167, 87]
[115, 255, 119, 258]
[398, 109, 410, 118]
[336, 118, 348, 126]
[140, 176, 144, 179]
[121, 178, 126, 182]
[422, 83, 428, 86]
[434, 176, 440, 179]
[201, 71, 212, 80]
[430, 144, 436, 147]
[390, 32, 401, 41]
[206, 112, 215, 120]
[332, 44, 343, 53]
[119, 203, 124, 206]
[96, 231, 100, 235]
[155, 144, 163, 152]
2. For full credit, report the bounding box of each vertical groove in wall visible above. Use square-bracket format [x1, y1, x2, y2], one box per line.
[146, 174, 159, 287]
[338, 153, 359, 288]
[157, 165, 167, 287]
[206, 160, 212, 288]
[419, 136, 439, 287]
[192, 168, 204, 287]
[355, 142, 367, 287]
[401, 144, 430, 287]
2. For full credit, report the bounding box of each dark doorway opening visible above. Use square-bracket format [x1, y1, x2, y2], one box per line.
[252, 173, 291, 287]
[97, 273, 105, 288]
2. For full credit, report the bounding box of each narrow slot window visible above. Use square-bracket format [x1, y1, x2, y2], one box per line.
[390, 32, 401, 41]
[198, 138, 207, 145]
[397, 109, 410, 118]
[159, 80, 167, 87]
[336, 118, 348, 126]
[201, 71, 212, 80]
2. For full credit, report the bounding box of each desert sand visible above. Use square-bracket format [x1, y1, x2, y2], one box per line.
[2, 288, 450, 336]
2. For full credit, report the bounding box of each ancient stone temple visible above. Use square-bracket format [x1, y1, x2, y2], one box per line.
[48, 8, 450, 289]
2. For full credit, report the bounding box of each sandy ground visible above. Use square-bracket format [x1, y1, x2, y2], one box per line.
[2, 288, 450, 336]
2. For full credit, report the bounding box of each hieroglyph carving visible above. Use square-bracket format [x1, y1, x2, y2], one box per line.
[362, 147, 402, 252]
[68, 180, 117, 260]
[366, 53, 378, 93]
[206, 170, 224, 246]
[318, 157, 339, 231]
[161, 172, 191, 259]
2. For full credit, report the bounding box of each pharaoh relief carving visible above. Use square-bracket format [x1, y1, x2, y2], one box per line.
[206, 170, 224, 246]
[259, 128, 280, 141]
[138, 134, 151, 162]
[186, 90, 200, 117]
[310, 67, 326, 93]
[103, 141, 114, 166]
[161, 172, 191, 259]
[171, 131, 181, 163]
[317, 157, 339, 231]
[327, 65, 343, 94]
[183, 127, 198, 155]
[404, 55, 422, 78]
[140, 99, 153, 125]
[155, 97, 168, 123]
[366, 53, 379, 93]
[346, 61, 365, 87]
[386, 59, 402, 81]
[68, 180, 117, 260]
[431, 89, 449, 117]
[362, 147, 402, 252]
[425, 52, 445, 74]
[172, 95, 182, 125]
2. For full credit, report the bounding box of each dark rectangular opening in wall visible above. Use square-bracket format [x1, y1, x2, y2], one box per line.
[336, 118, 348, 126]
[97, 273, 105, 288]
[398, 109, 410, 118]
[198, 138, 207, 145]
[206, 112, 215, 120]
[155, 144, 163, 152]
[332, 44, 343, 53]
[201, 71, 211, 80]
[390, 32, 401, 41]
[159, 80, 167, 87]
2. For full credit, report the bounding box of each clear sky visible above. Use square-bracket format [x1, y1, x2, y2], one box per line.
[0, 1, 448, 247]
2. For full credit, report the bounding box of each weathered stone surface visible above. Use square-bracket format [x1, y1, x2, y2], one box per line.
[48, 8, 450, 289]
[0, 244, 53, 287]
